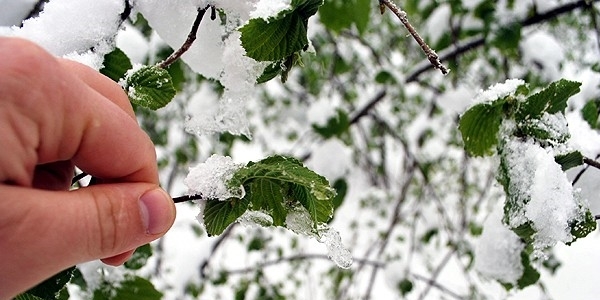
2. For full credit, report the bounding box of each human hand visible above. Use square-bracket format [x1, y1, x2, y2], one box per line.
[0, 38, 176, 299]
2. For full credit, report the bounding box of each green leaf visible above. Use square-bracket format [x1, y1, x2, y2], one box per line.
[230, 155, 336, 202]
[516, 79, 581, 121]
[94, 276, 162, 300]
[124, 243, 153, 270]
[291, 183, 334, 226]
[14, 294, 44, 300]
[203, 198, 250, 236]
[374, 70, 396, 84]
[331, 178, 347, 210]
[249, 178, 288, 226]
[570, 209, 597, 241]
[125, 66, 176, 110]
[516, 251, 540, 289]
[554, 151, 583, 171]
[100, 48, 133, 82]
[239, 0, 322, 62]
[240, 13, 307, 61]
[312, 110, 350, 139]
[113, 277, 162, 300]
[256, 62, 283, 84]
[517, 113, 570, 143]
[319, 0, 371, 34]
[491, 23, 521, 57]
[230, 155, 335, 228]
[22, 267, 75, 300]
[459, 100, 505, 156]
[581, 100, 599, 129]
[398, 278, 414, 296]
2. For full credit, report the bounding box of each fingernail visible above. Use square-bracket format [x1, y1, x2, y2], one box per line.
[139, 188, 174, 235]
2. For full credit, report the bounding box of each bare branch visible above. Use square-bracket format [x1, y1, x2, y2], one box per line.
[199, 224, 237, 278]
[23, 0, 48, 22]
[172, 194, 205, 203]
[157, 6, 210, 69]
[406, 0, 600, 82]
[379, 0, 450, 76]
[584, 156, 600, 170]
[349, 89, 387, 125]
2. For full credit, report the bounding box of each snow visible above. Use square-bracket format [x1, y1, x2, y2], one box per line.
[317, 226, 353, 269]
[238, 210, 274, 227]
[475, 208, 525, 285]
[502, 137, 580, 256]
[0, 0, 37, 26]
[471, 78, 525, 104]
[567, 111, 600, 158]
[306, 139, 352, 181]
[285, 205, 353, 269]
[116, 23, 149, 64]
[184, 154, 244, 200]
[521, 31, 565, 81]
[2, 0, 123, 69]
[249, 0, 292, 20]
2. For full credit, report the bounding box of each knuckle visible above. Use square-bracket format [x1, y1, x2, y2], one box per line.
[86, 188, 130, 257]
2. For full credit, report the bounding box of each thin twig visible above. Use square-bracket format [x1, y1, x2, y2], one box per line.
[172, 194, 204, 203]
[584, 156, 600, 170]
[406, 0, 600, 82]
[119, 0, 132, 23]
[157, 6, 209, 69]
[71, 172, 89, 186]
[223, 254, 382, 275]
[199, 224, 237, 278]
[70, 172, 202, 203]
[587, 2, 600, 55]
[23, 0, 48, 22]
[379, 0, 450, 75]
[418, 249, 456, 300]
[349, 90, 387, 125]
[411, 272, 465, 300]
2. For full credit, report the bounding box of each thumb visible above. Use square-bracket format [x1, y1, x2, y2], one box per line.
[0, 183, 176, 298]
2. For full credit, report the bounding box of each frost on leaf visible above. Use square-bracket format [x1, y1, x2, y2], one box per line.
[499, 137, 592, 257]
[285, 204, 315, 236]
[518, 112, 570, 144]
[472, 78, 526, 104]
[184, 154, 244, 200]
[238, 210, 274, 227]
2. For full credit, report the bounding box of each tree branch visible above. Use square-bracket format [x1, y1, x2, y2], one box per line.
[222, 254, 382, 275]
[157, 5, 210, 69]
[172, 194, 205, 203]
[349, 89, 387, 125]
[584, 156, 600, 170]
[199, 224, 237, 278]
[23, 0, 48, 22]
[379, 0, 450, 76]
[406, 0, 600, 82]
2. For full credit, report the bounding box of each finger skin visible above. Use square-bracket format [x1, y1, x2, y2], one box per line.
[0, 183, 175, 299]
[0, 37, 158, 185]
[0, 37, 176, 299]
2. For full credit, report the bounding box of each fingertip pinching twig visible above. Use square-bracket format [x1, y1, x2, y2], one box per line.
[379, 0, 450, 75]
[172, 194, 204, 203]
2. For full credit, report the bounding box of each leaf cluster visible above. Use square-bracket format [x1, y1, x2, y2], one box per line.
[459, 79, 597, 289]
[202, 155, 336, 236]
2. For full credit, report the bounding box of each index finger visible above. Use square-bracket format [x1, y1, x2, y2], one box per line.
[0, 38, 158, 185]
